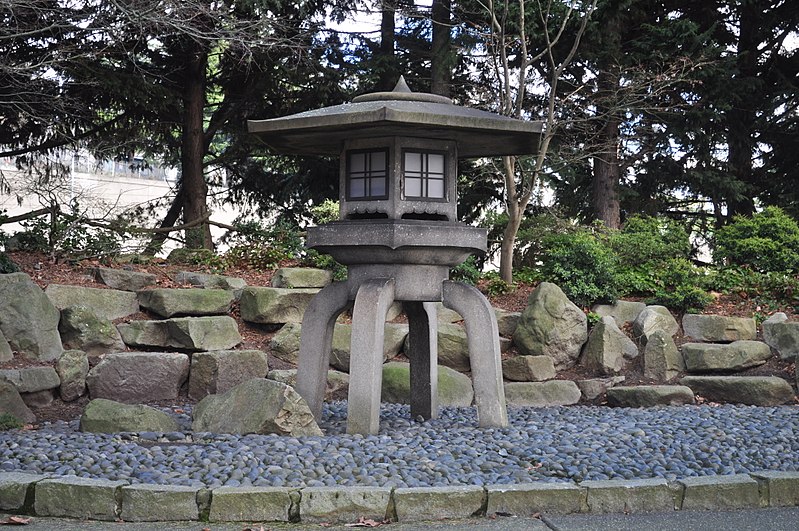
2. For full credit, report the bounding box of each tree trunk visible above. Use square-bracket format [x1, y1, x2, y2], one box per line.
[431, 0, 452, 97]
[724, 1, 759, 219]
[143, 188, 185, 256]
[377, 0, 397, 91]
[499, 201, 522, 284]
[181, 41, 212, 249]
[592, 113, 621, 229]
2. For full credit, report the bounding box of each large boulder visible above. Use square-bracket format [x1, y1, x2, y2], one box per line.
[173, 271, 247, 292]
[271, 268, 332, 289]
[632, 305, 678, 345]
[432, 323, 470, 372]
[80, 399, 179, 433]
[58, 306, 125, 356]
[576, 376, 625, 401]
[239, 287, 318, 324]
[381, 361, 474, 406]
[137, 288, 234, 318]
[0, 272, 63, 361]
[682, 314, 756, 343]
[580, 316, 639, 376]
[591, 300, 646, 328]
[267, 369, 349, 401]
[192, 378, 322, 436]
[762, 313, 799, 360]
[188, 350, 269, 400]
[44, 284, 139, 320]
[56, 349, 89, 402]
[0, 366, 60, 393]
[513, 282, 588, 369]
[0, 380, 35, 424]
[680, 375, 795, 406]
[502, 355, 556, 382]
[504, 380, 582, 406]
[85, 352, 189, 403]
[117, 316, 241, 351]
[643, 330, 684, 382]
[606, 385, 695, 407]
[270, 322, 408, 369]
[0, 329, 12, 362]
[682, 340, 772, 372]
[269, 322, 303, 364]
[330, 323, 408, 372]
[494, 309, 520, 338]
[92, 267, 156, 292]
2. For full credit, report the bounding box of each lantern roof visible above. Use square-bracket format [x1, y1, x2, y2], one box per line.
[247, 77, 543, 158]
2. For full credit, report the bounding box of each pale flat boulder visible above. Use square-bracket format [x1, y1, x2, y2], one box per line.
[86, 352, 189, 403]
[682, 314, 756, 342]
[117, 316, 241, 351]
[45, 283, 139, 320]
[138, 288, 234, 318]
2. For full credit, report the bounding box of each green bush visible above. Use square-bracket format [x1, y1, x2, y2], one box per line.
[714, 206, 799, 273]
[0, 413, 23, 431]
[539, 229, 620, 307]
[450, 255, 481, 285]
[648, 258, 713, 312]
[309, 199, 340, 225]
[0, 252, 19, 273]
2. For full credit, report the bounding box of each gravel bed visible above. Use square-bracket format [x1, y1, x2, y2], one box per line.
[1, 402, 797, 488]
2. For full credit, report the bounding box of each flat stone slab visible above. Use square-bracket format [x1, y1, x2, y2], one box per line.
[486, 483, 586, 516]
[682, 314, 757, 342]
[34, 477, 127, 520]
[120, 484, 199, 521]
[678, 474, 761, 510]
[0, 366, 60, 393]
[592, 300, 646, 327]
[174, 271, 247, 291]
[0, 472, 48, 511]
[576, 376, 625, 401]
[750, 471, 799, 507]
[117, 316, 241, 351]
[79, 399, 180, 433]
[582, 478, 675, 513]
[381, 361, 474, 406]
[299, 486, 392, 523]
[682, 340, 771, 372]
[85, 352, 189, 403]
[680, 375, 795, 406]
[209, 486, 295, 522]
[44, 284, 139, 320]
[502, 355, 556, 382]
[394, 486, 485, 522]
[239, 287, 319, 324]
[92, 267, 157, 292]
[271, 267, 332, 288]
[504, 380, 581, 407]
[606, 385, 695, 407]
[138, 288, 234, 318]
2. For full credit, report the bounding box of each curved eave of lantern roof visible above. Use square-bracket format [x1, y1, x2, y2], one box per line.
[247, 82, 543, 158]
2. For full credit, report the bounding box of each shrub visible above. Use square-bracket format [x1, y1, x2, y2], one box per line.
[309, 199, 340, 225]
[648, 258, 713, 313]
[0, 252, 19, 273]
[539, 229, 620, 306]
[450, 255, 481, 285]
[0, 413, 23, 431]
[714, 206, 799, 273]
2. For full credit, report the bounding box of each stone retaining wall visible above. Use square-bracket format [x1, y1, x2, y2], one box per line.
[2, 471, 797, 523]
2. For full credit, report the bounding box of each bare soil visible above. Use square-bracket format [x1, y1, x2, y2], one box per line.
[2, 251, 796, 425]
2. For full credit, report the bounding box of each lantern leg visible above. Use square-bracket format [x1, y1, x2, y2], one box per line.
[296, 281, 351, 421]
[442, 280, 508, 428]
[347, 278, 396, 435]
[404, 301, 439, 421]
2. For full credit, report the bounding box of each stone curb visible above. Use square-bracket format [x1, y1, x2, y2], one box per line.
[1, 471, 798, 523]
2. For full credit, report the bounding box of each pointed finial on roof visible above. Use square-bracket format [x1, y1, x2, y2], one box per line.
[393, 76, 412, 93]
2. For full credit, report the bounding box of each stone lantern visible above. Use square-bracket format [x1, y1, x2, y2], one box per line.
[249, 78, 542, 435]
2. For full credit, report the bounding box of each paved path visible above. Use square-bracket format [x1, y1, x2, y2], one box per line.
[4, 508, 799, 531]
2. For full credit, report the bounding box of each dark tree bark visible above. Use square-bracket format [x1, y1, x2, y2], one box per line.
[723, 1, 759, 219]
[181, 41, 212, 249]
[377, 0, 398, 90]
[143, 188, 185, 256]
[431, 0, 452, 97]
